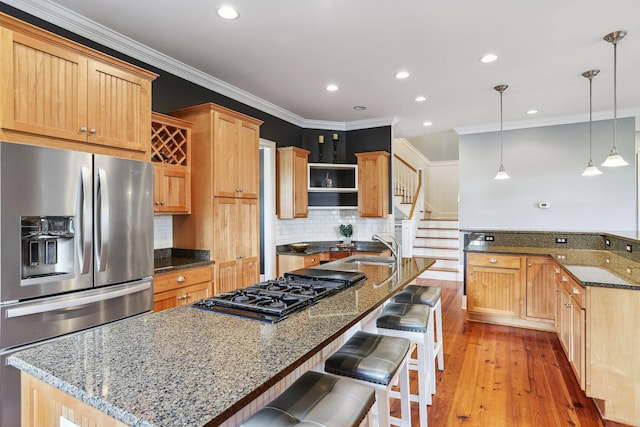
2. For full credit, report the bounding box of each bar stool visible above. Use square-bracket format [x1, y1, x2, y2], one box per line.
[373, 302, 433, 427]
[324, 330, 412, 427]
[393, 284, 444, 394]
[241, 371, 376, 427]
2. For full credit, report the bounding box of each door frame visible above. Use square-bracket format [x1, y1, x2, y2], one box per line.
[260, 138, 276, 281]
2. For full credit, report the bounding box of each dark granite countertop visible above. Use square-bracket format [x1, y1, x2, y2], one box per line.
[276, 240, 389, 256]
[153, 248, 212, 273]
[9, 255, 435, 427]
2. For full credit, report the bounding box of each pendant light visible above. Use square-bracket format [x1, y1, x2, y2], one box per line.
[581, 69, 602, 176]
[601, 30, 628, 167]
[494, 84, 510, 180]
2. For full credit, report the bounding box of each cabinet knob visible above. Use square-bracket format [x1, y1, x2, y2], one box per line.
[177, 295, 187, 300]
[236, 255, 244, 259]
[177, 275, 186, 283]
[310, 258, 316, 262]
[528, 264, 532, 267]
[489, 258, 497, 263]
[155, 202, 161, 206]
[90, 128, 97, 134]
[572, 287, 580, 295]
[561, 276, 568, 282]
[554, 268, 560, 274]
[160, 201, 166, 206]
[80, 127, 87, 132]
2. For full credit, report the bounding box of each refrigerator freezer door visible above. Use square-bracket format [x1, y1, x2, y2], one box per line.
[0, 278, 152, 351]
[0, 142, 94, 302]
[93, 155, 153, 287]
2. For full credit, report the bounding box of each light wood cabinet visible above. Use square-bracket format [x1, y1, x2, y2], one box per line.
[356, 151, 390, 217]
[212, 110, 260, 198]
[277, 253, 321, 276]
[277, 146, 309, 218]
[586, 286, 640, 425]
[525, 256, 556, 321]
[466, 253, 522, 318]
[555, 268, 585, 390]
[151, 112, 192, 214]
[466, 252, 557, 331]
[170, 103, 262, 294]
[214, 197, 259, 294]
[153, 264, 212, 312]
[0, 15, 156, 160]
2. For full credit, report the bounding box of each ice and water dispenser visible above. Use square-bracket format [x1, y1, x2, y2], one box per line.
[20, 216, 75, 282]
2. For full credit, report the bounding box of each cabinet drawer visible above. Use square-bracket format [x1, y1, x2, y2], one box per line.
[154, 265, 212, 294]
[304, 254, 320, 267]
[467, 253, 521, 269]
[558, 272, 584, 308]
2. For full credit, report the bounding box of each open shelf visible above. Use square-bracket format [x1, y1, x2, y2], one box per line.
[308, 163, 357, 192]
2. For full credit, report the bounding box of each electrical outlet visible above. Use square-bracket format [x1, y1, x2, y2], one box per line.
[605, 238, 611, 246]
[484, 235, 495, 242]
[626, 244, 632, 253]
[555, 237, 567, 244]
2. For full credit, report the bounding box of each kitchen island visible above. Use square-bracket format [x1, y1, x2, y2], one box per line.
[10, 256, 434, 427]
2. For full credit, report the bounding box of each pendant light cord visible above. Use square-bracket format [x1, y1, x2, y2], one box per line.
[500, 90, 504, 165]
[612, 39, 618, 150]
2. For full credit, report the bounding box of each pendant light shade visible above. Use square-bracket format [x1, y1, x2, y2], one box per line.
[494, 84, 510, 180]
[601, 30, 628, 167]
[581, 69, 602, 176]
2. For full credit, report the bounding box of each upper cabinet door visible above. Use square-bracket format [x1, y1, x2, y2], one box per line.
[2, 30, 88, 142]
[86, 59, 151, 153]
[356, 151, 390, 217]
[237, 120, 260, 198]
[213, 111, 240, 198]
[213, 111, 260, 198]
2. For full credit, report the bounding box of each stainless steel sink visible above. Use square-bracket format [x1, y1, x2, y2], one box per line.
[343, 256, 396, 266]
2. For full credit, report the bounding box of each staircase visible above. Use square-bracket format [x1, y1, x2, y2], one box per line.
[413, 218, 461, 281]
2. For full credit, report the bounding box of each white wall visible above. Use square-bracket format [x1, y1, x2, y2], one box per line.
[394, 138, 459, 219]
[426, 161, 459, 219]
[459, 117, 636, 232]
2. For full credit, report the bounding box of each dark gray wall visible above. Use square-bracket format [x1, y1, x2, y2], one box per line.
[459, 117, 636, 232]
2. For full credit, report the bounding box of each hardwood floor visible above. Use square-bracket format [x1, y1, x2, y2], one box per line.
[390, 278, 630, 427]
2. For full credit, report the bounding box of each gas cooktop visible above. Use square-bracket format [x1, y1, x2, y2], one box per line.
[193, 269, 366, 322]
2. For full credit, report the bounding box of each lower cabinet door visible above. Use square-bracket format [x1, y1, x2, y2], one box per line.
[467, 265, 521, 317]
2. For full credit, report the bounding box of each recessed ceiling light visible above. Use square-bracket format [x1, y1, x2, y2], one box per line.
[414, 96, 427, 102]
[526, 109, 539, 115]
[353, 105, 367, 110]
[423, 121, 433, 127]
[217, 6, 239, 19]
[395, 71, 410, 79]
[480, 53, 498, 63]
[326, 84, 339, 92]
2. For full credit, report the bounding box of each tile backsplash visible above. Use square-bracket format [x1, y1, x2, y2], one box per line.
[155, 210, 393, 249]
[275, 209, 392, 245]
[153, 215, 173, 249]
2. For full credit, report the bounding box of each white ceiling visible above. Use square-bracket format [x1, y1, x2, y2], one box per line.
[7, 0, 640, 138]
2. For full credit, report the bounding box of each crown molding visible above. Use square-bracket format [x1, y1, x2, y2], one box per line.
[4, 0, 398, 132]
[455, 108, 639, 135]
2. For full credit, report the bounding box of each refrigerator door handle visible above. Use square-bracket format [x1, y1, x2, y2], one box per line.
[96, 168, 110, 272]
[5, 282, 151, 318]
[77, 167, 92, 275]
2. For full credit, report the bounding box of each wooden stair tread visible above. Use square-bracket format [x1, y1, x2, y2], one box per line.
[414, 245, 459, 250]
[428, 267, 459, 273]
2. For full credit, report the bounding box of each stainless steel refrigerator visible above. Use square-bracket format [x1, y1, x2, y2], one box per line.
[0, 141, 154, 427]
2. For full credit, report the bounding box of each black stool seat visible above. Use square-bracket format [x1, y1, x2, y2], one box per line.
[325, 331, 411, 386]
[393, 284, 441, 306]
[376, 302, 431, 332]
[241, 371, 375, 427]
